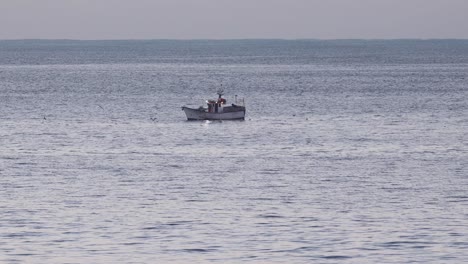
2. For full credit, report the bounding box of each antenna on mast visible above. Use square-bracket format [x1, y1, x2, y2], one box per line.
[217, 83, 224, 99]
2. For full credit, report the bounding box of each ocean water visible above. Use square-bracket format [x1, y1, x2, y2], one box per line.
[0, 39, 467, 263]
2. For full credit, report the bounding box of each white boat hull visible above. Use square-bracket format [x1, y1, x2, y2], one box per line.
[182, 106, 245, 120]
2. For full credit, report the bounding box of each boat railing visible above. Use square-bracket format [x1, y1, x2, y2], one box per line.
[234, 95, 245, 107]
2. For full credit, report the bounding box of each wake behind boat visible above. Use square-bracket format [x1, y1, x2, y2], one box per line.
[182, 89, 246, 120]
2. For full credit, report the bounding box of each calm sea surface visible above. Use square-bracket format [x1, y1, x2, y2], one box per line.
[1, 40, 468, 263]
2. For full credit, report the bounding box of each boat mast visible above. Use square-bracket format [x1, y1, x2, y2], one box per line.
[217, 84, 224, 99]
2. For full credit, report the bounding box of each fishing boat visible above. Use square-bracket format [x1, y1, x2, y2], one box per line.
[182, 89, 246, 120]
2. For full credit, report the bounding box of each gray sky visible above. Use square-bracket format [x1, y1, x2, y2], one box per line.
[1, 0, 468, 40]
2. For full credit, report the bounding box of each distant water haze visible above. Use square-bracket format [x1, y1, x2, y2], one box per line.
[1, 0, 468, 39]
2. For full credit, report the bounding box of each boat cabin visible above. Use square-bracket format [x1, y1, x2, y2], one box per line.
[207, 97, 226, 113]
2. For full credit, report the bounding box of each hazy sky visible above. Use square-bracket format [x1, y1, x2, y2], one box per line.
[1, 0, 468, 40]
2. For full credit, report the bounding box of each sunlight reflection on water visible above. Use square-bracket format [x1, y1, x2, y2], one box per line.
[1, 40, 468, 263]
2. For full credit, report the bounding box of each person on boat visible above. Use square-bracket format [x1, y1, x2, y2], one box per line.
[217, 97, 226, 104]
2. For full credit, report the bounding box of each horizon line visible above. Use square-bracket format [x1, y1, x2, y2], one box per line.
[2, 38, 468, 42]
